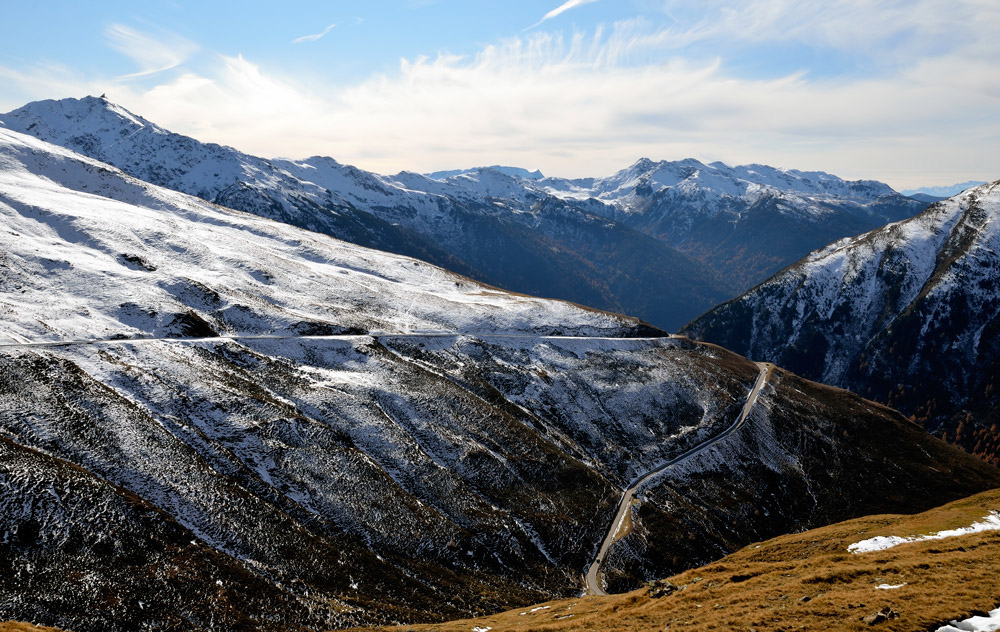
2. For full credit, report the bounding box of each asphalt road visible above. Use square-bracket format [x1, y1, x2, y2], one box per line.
[583, 362, 771, 596]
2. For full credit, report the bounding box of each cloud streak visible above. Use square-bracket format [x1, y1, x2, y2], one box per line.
[4, 3, 1000, 189]
[104, 24, 198, 79]
[526, 0, 600, 30]
[292, 23, 337, 44]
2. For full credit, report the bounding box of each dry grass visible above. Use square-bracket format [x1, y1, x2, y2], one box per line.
[356, 488, 1000, 632]
[0, 623, 66, 632]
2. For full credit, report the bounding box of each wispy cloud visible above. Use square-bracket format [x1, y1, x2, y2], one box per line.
[526, 0, 601, 30]
[292, 23, 337, 44]
[5, 2, 1000, 189]
[104, 24, 198, 79]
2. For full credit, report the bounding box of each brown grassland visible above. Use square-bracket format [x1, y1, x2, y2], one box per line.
[0, 623, 64, 632]
[4, 489, 998, 632]
[357, 488, 1000, 632]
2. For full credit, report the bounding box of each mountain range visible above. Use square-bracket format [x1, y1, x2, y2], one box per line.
[902, 181, 989, 198]
[1, 121, 997, 632]
[0, 96, 928, 330]
[684, 181, 1000, 464]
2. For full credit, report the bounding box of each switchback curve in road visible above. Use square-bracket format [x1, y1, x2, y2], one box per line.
[584, 362, 771, 596]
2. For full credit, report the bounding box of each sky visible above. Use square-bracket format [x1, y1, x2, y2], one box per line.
[1, 0, 998, 189]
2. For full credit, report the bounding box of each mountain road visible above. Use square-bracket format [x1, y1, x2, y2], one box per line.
[583, 362, 771, 596]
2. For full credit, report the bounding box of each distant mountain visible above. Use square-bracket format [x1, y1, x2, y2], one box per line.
[908, 192, 948, 204]
[539, 158, 929, 292]
[0, 97, 928, 329]
[902, 181, 988, 198]
[4, 127, 999, 631]
[684, 181, 1000, 464]
[425, 165, 544, 180]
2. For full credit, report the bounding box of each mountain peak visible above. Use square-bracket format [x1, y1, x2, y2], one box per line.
[1, 96, 166, 162]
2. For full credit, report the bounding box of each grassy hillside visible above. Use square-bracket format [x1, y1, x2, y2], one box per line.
[0, 624, 65, 632]
[359, 488, 1000, 631]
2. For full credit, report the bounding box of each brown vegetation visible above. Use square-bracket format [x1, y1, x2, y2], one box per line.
[0, 623, 66, 632]
[358, 488, 1000, 632]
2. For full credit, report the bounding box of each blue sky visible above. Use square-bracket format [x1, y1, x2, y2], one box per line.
[1, 0, 998, 188]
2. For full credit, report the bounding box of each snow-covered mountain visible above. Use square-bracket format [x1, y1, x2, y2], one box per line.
[2, 124, 999, 632]
[426, 165, 544, 181]
[538, 157, 928, 291]
[684, 181, 1000, 464]
[0, 96, 729, 331]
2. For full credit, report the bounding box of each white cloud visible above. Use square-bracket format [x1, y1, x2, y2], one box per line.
[653, 0, 994, 66]
[104, 24, 198, 78]
[527, 0, 601, 30]
[3, 3, 1000, 189]
[292, 23, 337, 44]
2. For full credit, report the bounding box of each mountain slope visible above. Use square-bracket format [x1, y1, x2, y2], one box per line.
[368, 487, 1000, 632]
[1, 128, 998, 632]
[0, 96, 728, 330]
[684, 181, 1000, 464]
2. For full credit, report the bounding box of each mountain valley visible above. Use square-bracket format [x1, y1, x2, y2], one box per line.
[1, 123, 997, 631]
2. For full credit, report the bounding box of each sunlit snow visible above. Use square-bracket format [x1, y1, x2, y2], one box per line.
[936, 607, 1000, 632]
[848, 511, 1000, 553]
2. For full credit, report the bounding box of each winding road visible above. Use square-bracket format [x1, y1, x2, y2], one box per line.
[0, 331, 684, 349]
[0, 328, 767, 597]
[583, 362, 771, 596]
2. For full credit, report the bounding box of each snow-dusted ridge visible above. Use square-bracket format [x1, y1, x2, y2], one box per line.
[684, 179, 1000, 462]
[539, 156, 898, 210]
[0, 126, 648, 344]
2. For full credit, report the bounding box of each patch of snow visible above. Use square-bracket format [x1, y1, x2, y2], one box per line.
[875, 583, 906, 590]
[849, 511, 1000, 553]
[936, 607, 1000, 632]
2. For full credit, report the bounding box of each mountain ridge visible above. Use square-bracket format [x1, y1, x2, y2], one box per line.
[683, 180, 1000, 464]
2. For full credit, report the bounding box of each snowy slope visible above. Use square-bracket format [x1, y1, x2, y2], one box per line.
[3, 127, 997, 632]
[1, 97, 927, 327]
[0, 126, 649, 343]
[426, 165, 544, 181]
[684, 180, 1000, 463]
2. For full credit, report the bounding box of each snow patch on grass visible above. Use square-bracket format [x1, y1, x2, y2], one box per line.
[936, 607, 1000, 632]
[849, 511, 1000, 553]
